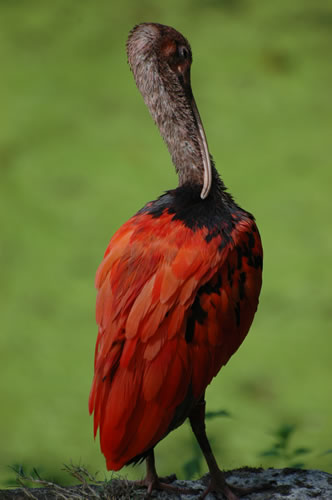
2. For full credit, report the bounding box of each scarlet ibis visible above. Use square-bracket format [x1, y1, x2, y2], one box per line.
[89, 23, 263, 499]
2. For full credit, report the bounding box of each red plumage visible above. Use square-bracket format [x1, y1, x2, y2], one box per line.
[89, 209, 262, 470]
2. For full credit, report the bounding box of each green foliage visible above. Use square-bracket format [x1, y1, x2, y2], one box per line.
[6, 463, 81, 489]
[259, 424, 311, 469]
[206, 410, 232, 420]
[9, 464, 154, 499]
[10, 464, 109, 499]
[259, 424, 331, 471]
[182, 442, 203, 480]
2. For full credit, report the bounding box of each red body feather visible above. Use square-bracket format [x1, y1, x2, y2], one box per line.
[89, 208, 262, 470]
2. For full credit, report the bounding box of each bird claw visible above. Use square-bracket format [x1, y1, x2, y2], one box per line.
[199, 481, 239, 500]
[134, 473, 196, 498]
[200, 474, 275, 500]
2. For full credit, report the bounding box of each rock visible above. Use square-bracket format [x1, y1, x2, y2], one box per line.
[0, 467, 331, 499]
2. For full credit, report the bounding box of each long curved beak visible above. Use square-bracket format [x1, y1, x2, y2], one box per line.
[191, 97, 212, 200]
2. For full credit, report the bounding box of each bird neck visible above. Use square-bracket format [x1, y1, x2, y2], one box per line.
[151, 91, 206, 189]
[132, 60, 210, 191]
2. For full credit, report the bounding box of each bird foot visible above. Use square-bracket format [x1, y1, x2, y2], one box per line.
[200, 472, 274, 500]
[199, 479, 239, 500]
[134, 473, 196, 497]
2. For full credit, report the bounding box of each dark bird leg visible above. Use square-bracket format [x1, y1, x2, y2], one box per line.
[190, 398, 262, 500]
[135, 449, 195, 497]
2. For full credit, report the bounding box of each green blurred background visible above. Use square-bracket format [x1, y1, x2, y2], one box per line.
[1, 0, 332, 488]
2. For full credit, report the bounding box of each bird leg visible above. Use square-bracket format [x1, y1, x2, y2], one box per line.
[134, 449, 195, 497]
[189, 398, 262, 500]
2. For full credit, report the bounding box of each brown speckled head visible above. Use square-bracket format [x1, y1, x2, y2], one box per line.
[127, 23, 212, 199]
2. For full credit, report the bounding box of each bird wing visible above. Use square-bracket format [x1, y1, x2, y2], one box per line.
[89, 209, 262, 470]
[187, 225, 263, 401]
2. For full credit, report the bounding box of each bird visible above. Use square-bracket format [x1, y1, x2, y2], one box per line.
[89, 23, 263, 499]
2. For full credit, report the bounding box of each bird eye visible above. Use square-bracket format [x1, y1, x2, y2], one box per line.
[178, 45, 189, 60]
